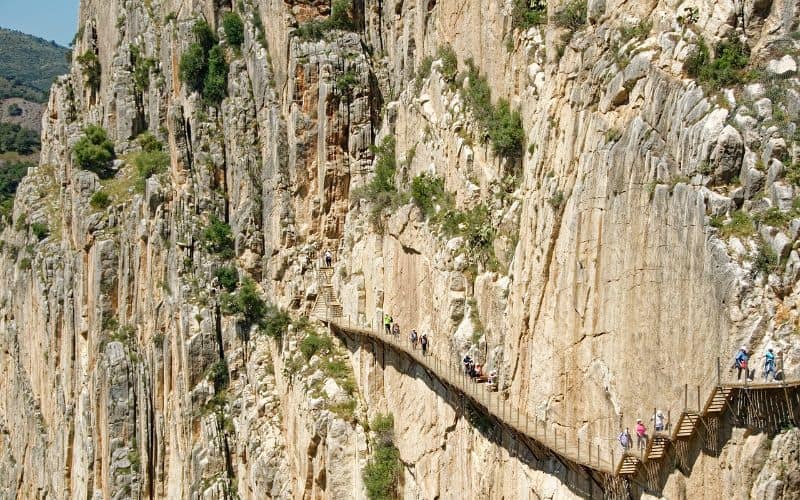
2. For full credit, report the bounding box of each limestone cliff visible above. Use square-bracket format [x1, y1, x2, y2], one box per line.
[1, 0, 799, 498]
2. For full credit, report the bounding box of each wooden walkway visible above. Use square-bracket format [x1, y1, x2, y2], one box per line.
[312, 266, 800, 482]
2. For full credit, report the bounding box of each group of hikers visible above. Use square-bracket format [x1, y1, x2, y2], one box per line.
[463, 354, 498, 389]
[381, 313, 500, 389]
[732, 345, 779, 382]
[383, 313, 429, 356]
[618, 345, 781, 453]
[618, 411, 667, 452]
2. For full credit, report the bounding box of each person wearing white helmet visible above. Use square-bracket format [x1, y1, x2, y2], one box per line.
[731, 346, 750, 381]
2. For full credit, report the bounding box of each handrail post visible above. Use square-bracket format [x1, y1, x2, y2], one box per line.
[597, 444, 600, 467]
[684, 384, 688, 412]
[577, 437, 580, 462]
[717, 356, 721, 386]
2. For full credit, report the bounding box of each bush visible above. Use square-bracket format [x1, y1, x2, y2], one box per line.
[299, 331, 334, 360]
[203, 45, 228, 103]
[30, 222, 49, 240]
[411, 173, 448, 219]
[511, 0, 547, 30]
[720, 211, 754, 238]
[488, 100, 524, 160]
[193, 19, 218, 53]
[437, 45, 458, 82]
[441, 204, 495, 261]
[554, 0, 587, 30]
[179, 43, 207, 92]
[77, 50, 101, 91]
[415, 56, 433, 91]
[235, 279, 267, 326]
[786, 162, 800, 187]
[130, 45, 157, 92]
[351, 136, 408, 228]
[134, 150, 169, 191]
[7, 103, 22, 116]
[180, 20, 228, 102]
[138, 132, 164, 153]
[90, 190, 111, 209]
[686, 36, 750, 90]
[73, 125, 116, 178]
[335, 71, 359, 97]
[207, 359, 229, 392]
[222, 12, 245, 48]
[363, 413, 400, 500]
[262, 305, 291, 338]
[619, 19, 653, 44]
[215, 266, 239, 291]
[753, 207, 793, 228]
[461, 60, 525, 162]
[293, 0, 356, 41]
[751, 243, 778, 277]
[202, 216, 235, 257]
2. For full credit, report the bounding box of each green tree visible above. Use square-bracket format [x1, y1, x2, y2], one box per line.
[90, 190, 111, 209]
[202, 215, 235, 257]
[363, 413, 400, 500]
[179, 42, 207, 92]
[192, 19, 218, 53]
[73, 125, 116, 178]
[203, 45, 228, 103]
[215, 266, 238, 291]
[77, 50, 101, 92]
[222, 12, 245, 48]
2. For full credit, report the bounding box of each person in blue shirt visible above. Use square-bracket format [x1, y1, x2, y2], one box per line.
[764, 348, 777, 382]
[732, 346, 749, 381]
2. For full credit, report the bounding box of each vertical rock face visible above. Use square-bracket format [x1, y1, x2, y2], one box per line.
[1, 0, 799, 498]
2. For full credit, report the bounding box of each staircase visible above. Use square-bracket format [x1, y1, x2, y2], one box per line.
[704, 386, 734, 414]
[312, 266, 343, 319]
[673, 412, 700, 439]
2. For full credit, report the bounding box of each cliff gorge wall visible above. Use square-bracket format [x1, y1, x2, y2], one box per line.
[0, 0, 799, 498]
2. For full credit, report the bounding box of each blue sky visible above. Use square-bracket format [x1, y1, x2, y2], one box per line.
[0, 0, 80, 47]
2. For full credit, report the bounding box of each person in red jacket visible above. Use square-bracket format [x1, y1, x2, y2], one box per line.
[635, 419, 648, 451]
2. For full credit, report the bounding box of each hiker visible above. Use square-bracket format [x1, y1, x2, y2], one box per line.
[635, 419, 648, 451]
[487, 370, 498, 391]
[652, 411, 665, 432]
[731, 346, 750, 381]
[618, 428, 632, 450]
[463, 354, 473, 374]
[410, 329, 418, 349]
[764, 348, 777, 382]
[392, 322, 400, 338]
[383, 314, 392, 335]
[324, 249, 333, 267]
[420, 333, 428, 356]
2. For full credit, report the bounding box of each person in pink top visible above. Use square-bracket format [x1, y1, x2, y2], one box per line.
[635, 419, 648, 450]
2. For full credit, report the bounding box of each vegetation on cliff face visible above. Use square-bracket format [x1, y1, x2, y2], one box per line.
[293, 0, 357, 41]
[72, 125, 116, 178]
[363, 413, 401, 500]
[684, 35, 751, 90]
[179, 20, 228, 104]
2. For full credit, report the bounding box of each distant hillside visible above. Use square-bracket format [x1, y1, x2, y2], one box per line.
[0, 27, 70, 102]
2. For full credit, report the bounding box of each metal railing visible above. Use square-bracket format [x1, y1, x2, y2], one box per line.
[313, 267, 799, 478]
